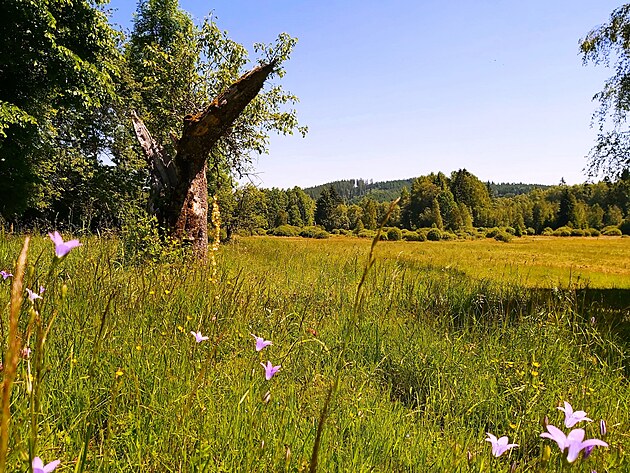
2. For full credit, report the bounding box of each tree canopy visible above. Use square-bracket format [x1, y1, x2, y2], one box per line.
[580, 4, 630, 180]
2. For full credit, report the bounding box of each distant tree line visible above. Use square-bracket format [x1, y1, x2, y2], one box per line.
[216, 169, 630, 238]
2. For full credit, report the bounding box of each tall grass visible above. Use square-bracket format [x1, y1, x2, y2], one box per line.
[0, 234, 627, 471]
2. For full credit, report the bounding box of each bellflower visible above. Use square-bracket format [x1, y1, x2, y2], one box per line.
[0, 270, 12, 280]
[261, 361, 281, 380]
[190, 331, 209, 343]
[26, 288, 43, 302]
[485, 433, 518, 457]
[558, 401, 592, 428]
[252, 334, 272, 351]
[540, 424, 608, 463]
[32, 456, 60, 473]
[48, 231, 81, 258]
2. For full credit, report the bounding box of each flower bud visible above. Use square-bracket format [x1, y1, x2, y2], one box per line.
[61, 284, 68, 299]
[599, 419, 607, 436]
[583, 445, 594, 460]
[541, 445, 551, 465]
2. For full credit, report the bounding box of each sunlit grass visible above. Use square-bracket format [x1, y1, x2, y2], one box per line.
[0, 234, 628, 471]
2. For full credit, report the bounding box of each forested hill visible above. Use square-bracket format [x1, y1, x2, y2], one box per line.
[304, 178, 551, 202]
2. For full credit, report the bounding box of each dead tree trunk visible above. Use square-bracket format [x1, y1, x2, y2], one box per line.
[131, 61, 276, 259]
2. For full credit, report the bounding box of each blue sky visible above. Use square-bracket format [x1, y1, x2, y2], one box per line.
[107, 0, 623, 188]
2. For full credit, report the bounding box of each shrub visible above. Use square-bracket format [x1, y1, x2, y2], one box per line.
[553, 226, 572, 237]
[570, 228, 585, 237]
[505, 226, 516, 235]
[485, 227, 500, 238]
[525, 227, 536, 235]
[426, 228, 441, 241]
[588, 228, 601, 237]
[357, 229, 376, 239]
[441, 231, 457, 240]
[270, 225, 301, 237]
[494, 231, 513, 242]
[402, 230, 425, 241]
[119, 206, 183, 264]
[386, 227, 403, 241]
[299, 226, 330, 239]
[541, 227, 554, 236]
[602, 226, 622, 236]
[619, 219, 630, 235]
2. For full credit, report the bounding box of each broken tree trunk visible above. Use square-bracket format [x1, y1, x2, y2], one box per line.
[131, 61, 276, 259]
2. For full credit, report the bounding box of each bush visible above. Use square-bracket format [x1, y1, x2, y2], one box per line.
[485, 227, 500, 238]
[602, 226, 622, 236]
[525, 227, 536, 235]
[587, 228, 601, 237]
[541, 227, 554, 236]
[494, 231, 513, 242]
[269, 225, 301, 237]
[402, 230, 426, 242]
[299, 226, 330, 239]
[426, 228, 442, 241]
[505, 226, 516, 235]
[386, 227, 403, 241]
[119, 206, 183, 264]
[357, 229, 376, 239]
[619, 219, 630, 235]
[570, 228, 585, 237]
[441, 231, 457, 240]
[553, 226, 572, 237]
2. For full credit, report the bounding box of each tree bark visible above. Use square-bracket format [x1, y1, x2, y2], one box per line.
[132, 61, 276, 259]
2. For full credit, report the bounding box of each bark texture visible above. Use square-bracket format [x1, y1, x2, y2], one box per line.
[132, 61, 276, 258]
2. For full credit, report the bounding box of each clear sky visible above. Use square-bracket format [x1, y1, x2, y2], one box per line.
[106, 0, 623, 189]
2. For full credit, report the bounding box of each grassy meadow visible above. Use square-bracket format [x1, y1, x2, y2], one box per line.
[0, 233, 629, 472]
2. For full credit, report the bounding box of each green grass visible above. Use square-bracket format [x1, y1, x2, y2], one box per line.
[0, 234, 628, 471]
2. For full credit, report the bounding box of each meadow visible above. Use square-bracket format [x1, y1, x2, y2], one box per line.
[0, 233, 629, 472]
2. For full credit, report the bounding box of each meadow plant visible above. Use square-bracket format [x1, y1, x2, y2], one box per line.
[558, 401, 592, 428]
[252, 334, 272, 351]
[261, 361, 281, 380]
[190, 331, 209, 343]
[32, 456, 60, 473]
[540, 425, 608, 463]
[485, 433, 518, 457]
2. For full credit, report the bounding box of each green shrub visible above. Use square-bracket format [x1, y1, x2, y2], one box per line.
[299, 226, 330, 239]
[602, 226, 622, 236]
[541, 227, 554, 236]
[570, 228, 585, 237]
[526, 227, 536, 235]
[426, 228, 441, 241]
[402, 230, 425, 241]
[619, 219, 630, 235]
[270, 225, 301, 237]
[494, 231, 513, 242]
[588, 228, 601, 237]
[441, 231, 457, 241]
[505, 226, 516, 235]
[553, 226, 572, 237]
[357, 229, 376, 239]
[485, 227, 500, 238]
[118, 206, 184, 264]
[386, 227, 403, 241]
